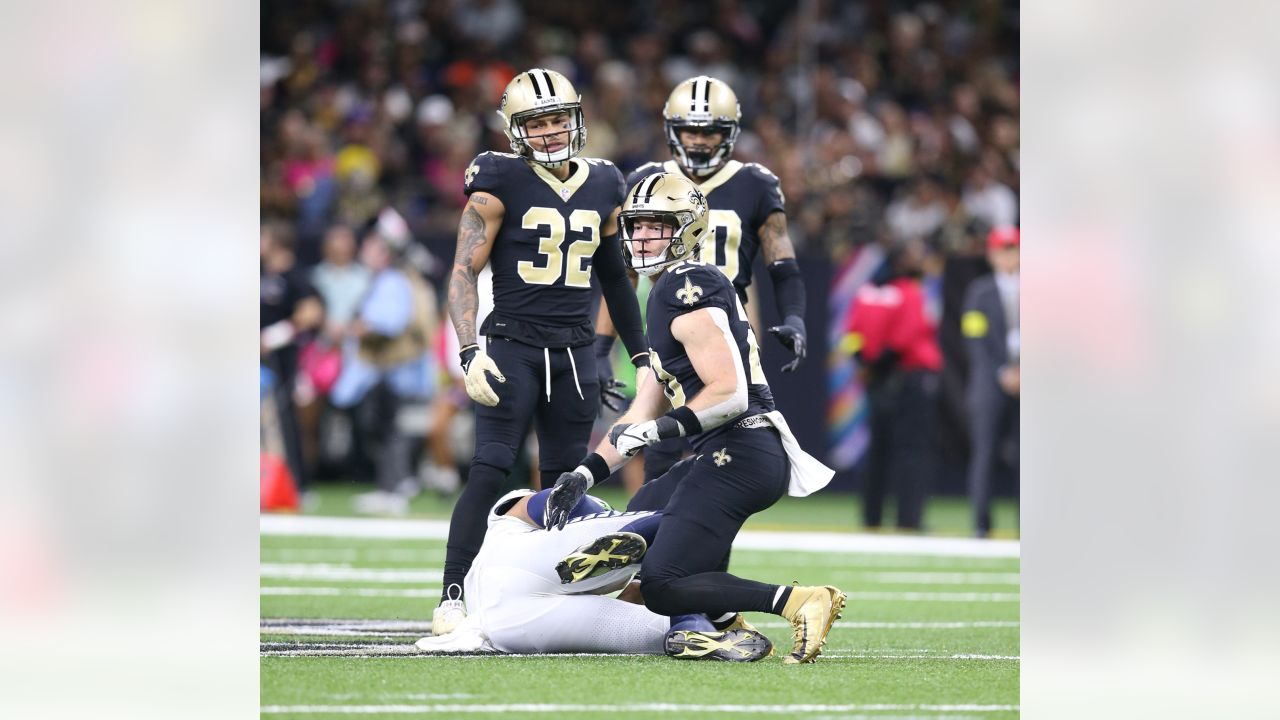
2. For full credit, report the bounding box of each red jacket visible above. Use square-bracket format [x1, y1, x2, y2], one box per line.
[846, 277, 943, 372]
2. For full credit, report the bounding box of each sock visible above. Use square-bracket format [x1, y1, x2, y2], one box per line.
[770, 586, 794, 614]
[710, 612, 737, 631]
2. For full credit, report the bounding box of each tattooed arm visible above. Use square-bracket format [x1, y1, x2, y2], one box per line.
[448, 192, 504, 346]
[759, 210, 796, 264]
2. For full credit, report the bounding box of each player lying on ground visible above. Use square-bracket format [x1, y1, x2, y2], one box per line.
[414, 486, 773, 661]
[545, 173, 848, 664]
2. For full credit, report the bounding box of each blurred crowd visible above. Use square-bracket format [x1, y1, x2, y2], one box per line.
[260, 0, 1019, 532]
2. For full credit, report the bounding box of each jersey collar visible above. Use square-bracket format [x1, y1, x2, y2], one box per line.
[530, 159, 590, 202]
[665, 159, 743, 196]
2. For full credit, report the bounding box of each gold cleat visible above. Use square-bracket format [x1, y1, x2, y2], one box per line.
[780, 585, 847, 664]
[555, 532, 647, 584]
[664, 628, 774, 662]
[720, 614, 775, 657]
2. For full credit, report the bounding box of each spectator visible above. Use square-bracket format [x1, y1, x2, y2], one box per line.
[295, 224, 372, 475]
[260, 220, 324, 492]
[330, 228, 438, 515]
[886, 174, 949, 242]
[961, 227, 1020, 537]
[845, 239, 943, 531]
[962, 163, 1018, 231]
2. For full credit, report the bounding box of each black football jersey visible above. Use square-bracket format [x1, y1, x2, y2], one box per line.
[465, 151, 627, 347]
[628, 160, 785, 303]
[646, 260, 775, 449]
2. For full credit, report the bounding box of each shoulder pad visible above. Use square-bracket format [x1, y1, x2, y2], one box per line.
[627, 161, 666, 188]
[744, 162, 781, 182]
[659, 263, 733, 314]
[464, 152, 517, 196]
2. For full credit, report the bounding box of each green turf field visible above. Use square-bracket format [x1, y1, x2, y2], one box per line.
[261, 490, 1019, 718]
[299, 482, 1020, 537]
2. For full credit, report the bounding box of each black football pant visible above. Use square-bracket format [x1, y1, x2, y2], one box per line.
[863, 370, 939, 530]
[441, 337, 598, 600]
[631, 425, 791, 617]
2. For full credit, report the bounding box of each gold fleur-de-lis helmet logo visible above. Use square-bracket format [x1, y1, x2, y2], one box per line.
[713, 448, 732, 466]
[675, 276, 704, 306]
[464, 163, 479, 187]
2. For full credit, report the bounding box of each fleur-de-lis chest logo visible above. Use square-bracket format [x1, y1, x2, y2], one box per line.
[464, 163, 479, 187]
[676, 277, 703, 306]
[713, 448, 732, 466]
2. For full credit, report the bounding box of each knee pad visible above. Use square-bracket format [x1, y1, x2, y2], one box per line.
[472, 442, 516, 472]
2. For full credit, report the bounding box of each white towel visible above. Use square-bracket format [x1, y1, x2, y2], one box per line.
[762, 410, 835, 497]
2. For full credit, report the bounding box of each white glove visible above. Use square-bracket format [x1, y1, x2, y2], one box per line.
[461, 346, 505, 407]
[609, 420, 661, 457]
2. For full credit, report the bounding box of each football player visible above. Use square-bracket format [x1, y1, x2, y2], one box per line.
[415, 485, 772, 661]
[595, 76, 807, 482]
[546, 173, 846, 664]
[434, 69, 649, 634]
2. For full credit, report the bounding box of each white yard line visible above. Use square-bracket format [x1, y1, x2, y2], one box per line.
[747, 620, 1018, 629]
[260, 515, 1019, 558]
[261, 703, 1019, 714]
[261, 549, 445, 563]
[849, 591, 1019, 602]
[260, 619, 1018, 634]
[260, 564, 443, 583]
[260, 586, 1016, 602]
[261, 587, 441, 598]
[842, 572, 1020, 585]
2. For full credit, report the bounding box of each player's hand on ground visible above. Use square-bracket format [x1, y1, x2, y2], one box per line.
[545, 471, 590, 531]
[767, 315, 807, 373]
[460, 345, 505, 407]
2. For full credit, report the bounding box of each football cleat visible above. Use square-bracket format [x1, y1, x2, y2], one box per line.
[721, 613, 767, 638]
[780, 584, 847, 664]
[556, 532, 647, 584]
[431, 584, 466, 636]
[664, 628, 774, 662]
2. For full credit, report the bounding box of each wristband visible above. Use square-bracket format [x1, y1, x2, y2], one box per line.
[663, 406, 703, 437]
[576, 452, 611, 485]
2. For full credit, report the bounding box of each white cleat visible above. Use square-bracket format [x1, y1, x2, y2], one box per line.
[431, 584, 466, 636]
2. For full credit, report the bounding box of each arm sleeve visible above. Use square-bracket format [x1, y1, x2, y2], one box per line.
[767, 257, 806, 324]
[594, 230, 648, 365]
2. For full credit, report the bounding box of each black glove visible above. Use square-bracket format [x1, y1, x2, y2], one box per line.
[594, 334, 627, 412]
[767, 314, 807, 373]
[544, 471, 590, 531]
